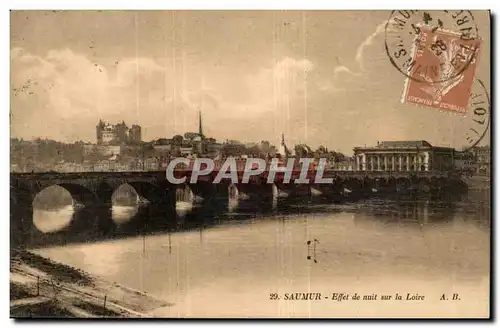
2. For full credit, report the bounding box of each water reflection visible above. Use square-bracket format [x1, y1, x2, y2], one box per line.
[32, 186, 74, 232]
[30, 188, 490, 247]
[33, 205, 140, 234]
[27, 186, 490, 289]
[351, 199, 455, 226]
[32, 190, 490, 318]
[229, 184, 250, 201]
[176, 185, 195, 217]
[227, 196, 239, 213]
[112, 206, 139, 225]
[33, 205, 74, 233]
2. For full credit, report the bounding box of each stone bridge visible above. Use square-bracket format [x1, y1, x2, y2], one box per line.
[10, 169, 461, 206]
[10, 170, 466, 248]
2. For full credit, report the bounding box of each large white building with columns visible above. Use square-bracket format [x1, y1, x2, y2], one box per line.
[353, 141, 456, 172]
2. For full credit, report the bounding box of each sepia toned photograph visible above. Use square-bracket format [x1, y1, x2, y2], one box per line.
[10, 10, 491, 318]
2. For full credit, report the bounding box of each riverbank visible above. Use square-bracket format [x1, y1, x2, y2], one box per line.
[462, 175, 491, 191]
[10, 249, 170, 318]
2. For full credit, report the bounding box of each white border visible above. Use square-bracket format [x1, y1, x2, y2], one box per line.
[4, 0, 497, 10]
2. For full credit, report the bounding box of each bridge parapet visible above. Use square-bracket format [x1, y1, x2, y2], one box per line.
[324, 170, 456, 179]
[11, 169, 458, 184]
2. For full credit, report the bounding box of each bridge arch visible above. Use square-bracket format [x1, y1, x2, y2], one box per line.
[31, 185, 85, 234]
[110, 184, 141, 225]
[112, 183, 142, 206]
[33, 183, 99, 208]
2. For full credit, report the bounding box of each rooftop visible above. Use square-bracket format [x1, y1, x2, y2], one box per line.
[377, 140, 433, 148]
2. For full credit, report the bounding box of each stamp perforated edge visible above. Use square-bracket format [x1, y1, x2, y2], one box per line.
[400, 26, 484, 117]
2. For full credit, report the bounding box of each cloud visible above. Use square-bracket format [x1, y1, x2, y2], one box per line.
[10, 48, 319, 145]
[327, 21, 387, 89]
[333, 66, 356, 76]
[10, 44, 403, 153]
[11, 48, 177, 141]
[355, 21, 387, 71]
[243, 56, 314, 116]
[10, 45, 411, 153]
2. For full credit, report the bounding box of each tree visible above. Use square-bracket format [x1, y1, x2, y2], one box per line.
[295, 144, 313, 157]
[314, 145, 329, 158]
[184, 132, 200, 141]
[327, 151, 347, 163]
[247, 145, 261, 157]
[172, 135, 184, 146]
[141, 143, 156, 158]
[257, 140, 277, 156]
[220, 143, 247, 157]
[154, 138, 170, 145]
[85, 147, 108, 163]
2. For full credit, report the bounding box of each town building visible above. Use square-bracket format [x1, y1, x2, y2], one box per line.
[205, 140, 223, 158]
[454, 151, 475, 172]
[152, 138, 172, 153]
[180, 145, 194, 157]
[128, 125, 142, 144]
[331, 158, 355, 171]
[96, 121, 115, 144]
[151, 111, 222, 158]
[353, 141, 455, 172]
[153, 144, 173, 153]
[471, 145, 491, 175]
[96, 120, 142, 145]
[83, 144, 122, 157]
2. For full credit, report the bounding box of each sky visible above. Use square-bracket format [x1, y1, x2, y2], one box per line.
[10, 10, 490, 154]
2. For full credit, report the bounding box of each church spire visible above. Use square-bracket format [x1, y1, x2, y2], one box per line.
[198, 110, 204, 139]
[278, 132, 289, 158]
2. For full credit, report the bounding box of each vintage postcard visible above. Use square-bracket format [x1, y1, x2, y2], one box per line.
[10, 10, 491, 319]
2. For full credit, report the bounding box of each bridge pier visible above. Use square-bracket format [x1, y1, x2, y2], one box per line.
[10, 202, 34, 248]
[277, 183, 312, 199]
[85, 203, 116, 235]
[188, 181, 218, 205]
[10, 170, 472, 248]
[55, 183, 103, 209]
[10, 187, 37, 248]
[54, 205, 116, 244]
[232, 182, 274, 201]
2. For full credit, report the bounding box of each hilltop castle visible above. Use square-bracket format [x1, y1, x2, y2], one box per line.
[96, 120, 142, 145]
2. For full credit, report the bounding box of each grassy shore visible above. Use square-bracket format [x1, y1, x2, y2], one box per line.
[10, 248, 171, 318]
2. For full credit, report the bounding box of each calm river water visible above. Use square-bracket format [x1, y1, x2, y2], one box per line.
[31, 190, 490, 318]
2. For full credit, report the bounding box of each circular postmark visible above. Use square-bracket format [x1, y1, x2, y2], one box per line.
[385, 10, 480, 84]
[461, 79, 490, 152]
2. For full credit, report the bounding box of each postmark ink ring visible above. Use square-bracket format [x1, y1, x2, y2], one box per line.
[385, 10, 480, 84]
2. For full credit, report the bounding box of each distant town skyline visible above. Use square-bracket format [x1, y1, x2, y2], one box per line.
[10, 11, 491, 154]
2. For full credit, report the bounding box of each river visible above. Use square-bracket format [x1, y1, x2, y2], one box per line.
[30, 190, 490, 318]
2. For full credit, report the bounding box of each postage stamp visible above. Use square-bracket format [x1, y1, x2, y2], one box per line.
[401, 26, 483, 115]
[385, 10, 480, 84]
